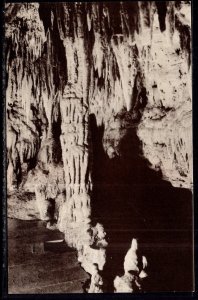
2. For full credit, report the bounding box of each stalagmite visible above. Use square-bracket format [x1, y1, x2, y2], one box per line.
[114, 239, 148, 292]
[5, 1, 192, 293]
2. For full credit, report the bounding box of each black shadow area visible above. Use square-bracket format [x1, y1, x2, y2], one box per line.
[89, 113, 193, 293]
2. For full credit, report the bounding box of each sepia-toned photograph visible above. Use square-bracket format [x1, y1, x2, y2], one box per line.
[5, 1, 193, 294]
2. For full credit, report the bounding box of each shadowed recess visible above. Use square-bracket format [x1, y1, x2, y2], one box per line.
[89, 113, 193, 292]
[155, 1, 167, 32]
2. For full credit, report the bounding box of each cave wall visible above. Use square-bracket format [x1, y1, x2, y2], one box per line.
[5, 1, 192, 292]
[5, 2, 192, 192]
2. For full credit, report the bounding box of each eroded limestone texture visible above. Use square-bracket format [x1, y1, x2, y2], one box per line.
[5, 1, 192, 293]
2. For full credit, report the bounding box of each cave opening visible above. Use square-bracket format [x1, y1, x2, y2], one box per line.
[89, 112, 193, 292]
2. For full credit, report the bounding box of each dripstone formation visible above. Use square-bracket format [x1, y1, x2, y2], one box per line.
[5, 1, 192, 293]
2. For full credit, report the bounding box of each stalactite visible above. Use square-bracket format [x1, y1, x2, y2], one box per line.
[6, 1, 192, 293]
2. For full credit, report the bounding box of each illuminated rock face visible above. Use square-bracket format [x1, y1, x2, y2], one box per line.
[5, 1, 192, 293]
[114, 239, 148, 292]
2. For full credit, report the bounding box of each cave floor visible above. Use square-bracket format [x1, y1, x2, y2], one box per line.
[8, 218, 89, 294]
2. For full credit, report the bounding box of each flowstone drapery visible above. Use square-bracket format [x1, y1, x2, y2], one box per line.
[6, 2, 192, 293]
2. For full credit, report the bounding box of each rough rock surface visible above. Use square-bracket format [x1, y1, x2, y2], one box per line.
[5, 1, 192, 293]
[114, 239, 148, 292]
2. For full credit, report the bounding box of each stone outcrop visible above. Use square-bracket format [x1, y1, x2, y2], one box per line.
[5, 1, 192, 293]
[114, 239, 148, 292]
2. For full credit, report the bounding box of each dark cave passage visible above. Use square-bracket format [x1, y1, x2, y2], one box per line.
[89, 113, 193, 292]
